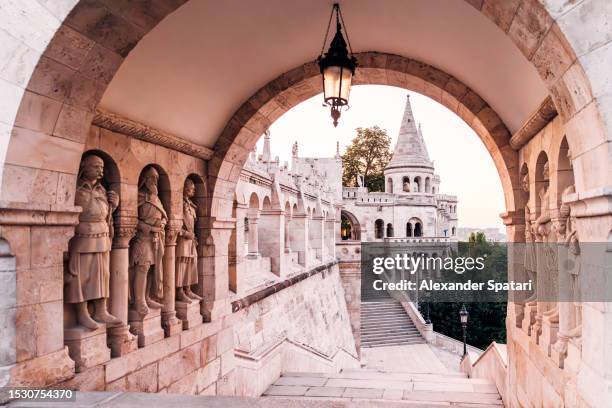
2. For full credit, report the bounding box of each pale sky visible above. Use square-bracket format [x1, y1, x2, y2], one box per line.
[258, 85, 505, 230]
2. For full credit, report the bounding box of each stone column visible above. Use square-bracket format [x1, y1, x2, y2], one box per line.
[162, 219, 183, 337]
[259, 209, 285, 276]
[325, 216, 336, 260]
[230, 204, 247, 293]
[289, 213, 308, 266]
[284, 215, 291, 253]
[200, 218, 234, 322]
[246, 214, 260, 259]
[501, 211, 526, 329]
[108, 214, 138, 357]
[310, 215, 325, 261]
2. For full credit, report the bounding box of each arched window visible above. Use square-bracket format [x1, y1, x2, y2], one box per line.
[414, 176, 421, 192]
[432, 186, 436, 194]
[402, 176, 410, 192]
[375, 219, 384, 239]
[386, 223, 394, 238]
[425, 177, 431, 193]
[414, 222, 423, 237]
[387, 178, 393, 193]
[406, 223, 413, 237]
[452, 227, 456, 236]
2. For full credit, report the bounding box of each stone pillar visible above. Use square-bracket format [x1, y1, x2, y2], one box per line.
[501, 211, 526, 329]
[200, 218, 233, 322]
[325, 216, 336, 261]
[310, 215, 325, 261]
[229, 204, 247, 293]
[108, 214, 138, 357]
[246, 214, 260, 259]
[289, 214, 308, 266]
[259, 209, 285, 276]
[161, 220, 183, 337]
[284, 215, 291, 253]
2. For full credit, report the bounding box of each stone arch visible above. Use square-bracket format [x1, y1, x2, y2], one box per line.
[374, 219, 384, 239]
[413, 176, 422, 193]
[402, 176, 411, 192]
[386, 223, 394, 238]
[262, 196, 272, 211]
[341, 210, 361, 241]
[410, 217, 423, 237]
[0, 0, 609, 228]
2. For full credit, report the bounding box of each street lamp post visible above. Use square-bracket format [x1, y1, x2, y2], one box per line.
[459, 304, 469, 357]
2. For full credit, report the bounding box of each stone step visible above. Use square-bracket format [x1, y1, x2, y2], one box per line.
[361, 330, 421, 337]
[265, 370, 502, 405]
[361, 337, 425, 347]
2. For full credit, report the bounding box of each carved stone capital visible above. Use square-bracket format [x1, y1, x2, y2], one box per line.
[113, 216, 138, 248]
[165, 219, 183, 246]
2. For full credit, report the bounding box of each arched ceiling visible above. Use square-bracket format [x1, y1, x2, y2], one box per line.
[100, 0, 548, 148]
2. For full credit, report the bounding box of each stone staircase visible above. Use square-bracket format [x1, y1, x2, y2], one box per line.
[264, 368, 502, 406]
[361, 287, 424, 347]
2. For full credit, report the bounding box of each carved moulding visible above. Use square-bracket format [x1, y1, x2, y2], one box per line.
[93, 108, 214, 161]
[510, 96, 558, 150]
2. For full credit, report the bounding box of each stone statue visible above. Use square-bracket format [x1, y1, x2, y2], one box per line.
[403, 179, 411, 192]
[65, 155, 121, 330]
[176, 179, 202, 303]
[130, 167, 167, 316]
[565, 229, 582, 339]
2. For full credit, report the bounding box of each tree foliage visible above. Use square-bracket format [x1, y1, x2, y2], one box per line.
[421, 234, 508, 350]
[342, 126, 392, 191]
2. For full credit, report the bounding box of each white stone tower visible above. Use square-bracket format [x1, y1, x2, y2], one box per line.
[384, 95, 438, 195]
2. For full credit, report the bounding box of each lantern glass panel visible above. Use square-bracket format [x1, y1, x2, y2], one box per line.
[323, 66, 353, 105]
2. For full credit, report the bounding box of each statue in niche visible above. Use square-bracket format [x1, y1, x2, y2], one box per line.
[130, 167, 167, 316]
[65, 155, 121, 330]
[175, 179, 202, 303]
[403, 179, 411, 192]
[564, 229, 582, 341]
[522, 173, 537, 305]
[535, 162, 559, 322]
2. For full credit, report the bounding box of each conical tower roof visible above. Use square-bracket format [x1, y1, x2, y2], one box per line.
[386, 95, 433, 170]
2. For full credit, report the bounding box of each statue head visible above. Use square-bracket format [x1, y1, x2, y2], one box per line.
[79, 155, 104, 183]
[521, 173, 529, 193]
[184, 178, 195, 199]
[140, 167, 159, 195]
[543, 161, 550, 181]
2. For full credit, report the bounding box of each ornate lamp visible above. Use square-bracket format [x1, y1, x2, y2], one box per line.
[459, 304, 469, 357]
[318, 3, 357, 127]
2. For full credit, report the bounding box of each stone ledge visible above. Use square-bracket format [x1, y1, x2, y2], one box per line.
[231, 261, 338, 312]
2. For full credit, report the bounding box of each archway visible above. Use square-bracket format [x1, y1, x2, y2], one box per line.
[1, 2, 612, 405]
[341, 210, 361, 241]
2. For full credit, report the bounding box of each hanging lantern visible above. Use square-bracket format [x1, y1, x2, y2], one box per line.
[318, 3, 357, 127]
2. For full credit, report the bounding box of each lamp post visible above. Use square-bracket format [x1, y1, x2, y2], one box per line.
[459, 304, 469, 357]
[318, 3, 357, 127]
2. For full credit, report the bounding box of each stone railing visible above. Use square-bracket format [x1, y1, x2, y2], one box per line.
[384, 237, 452, 244]
[430, 331, 483, 357]
[460, 342, 508, 406]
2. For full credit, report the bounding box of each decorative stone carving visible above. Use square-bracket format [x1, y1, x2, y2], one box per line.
[93, 108, 214, 160]
[129, 167, 168, 317]
[65, 155, 121, 330]
[176, 179, 202, 303]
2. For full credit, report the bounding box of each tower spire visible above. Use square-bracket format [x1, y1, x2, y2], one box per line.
[262, 130, 271, 162]
[386, 95, 432, 170]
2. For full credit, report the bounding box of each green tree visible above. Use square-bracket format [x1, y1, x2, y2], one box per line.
[342, 126, 392, 191]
